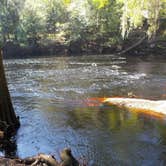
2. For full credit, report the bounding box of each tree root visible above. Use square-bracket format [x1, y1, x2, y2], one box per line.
[0, 121, 80, 165]
[23, 153, 59, 166]
[0, 148, 80, 166]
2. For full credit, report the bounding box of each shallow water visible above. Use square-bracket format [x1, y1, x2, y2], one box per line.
[3, 54, 166, 165]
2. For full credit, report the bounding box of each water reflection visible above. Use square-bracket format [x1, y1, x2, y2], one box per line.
[3, 54, 166, 165]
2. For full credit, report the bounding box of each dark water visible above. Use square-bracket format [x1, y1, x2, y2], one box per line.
[3, 54, 166, 165]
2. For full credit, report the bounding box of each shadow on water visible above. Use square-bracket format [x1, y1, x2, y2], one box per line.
[2, 54, 166, 165]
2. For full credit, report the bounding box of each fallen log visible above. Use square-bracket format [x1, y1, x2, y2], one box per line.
[118, 35, 146, 55]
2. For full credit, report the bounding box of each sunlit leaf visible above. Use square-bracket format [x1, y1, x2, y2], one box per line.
[92, 0, 109, 9]
[63, 0, 71, 5]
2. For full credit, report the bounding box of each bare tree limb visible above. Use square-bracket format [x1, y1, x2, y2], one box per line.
[118, 36, 146, 55]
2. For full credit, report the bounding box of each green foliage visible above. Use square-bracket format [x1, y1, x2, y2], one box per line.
[118, 0, 165, 40]
[85, 0, 122, 45]
[92, 0, 109, 9]
[0, 0, 165, 49]
[20, 9, 44, 46]
[45, 0, 69, 34]
[0, 0, 22, 45]
[63, 0, 71, 5]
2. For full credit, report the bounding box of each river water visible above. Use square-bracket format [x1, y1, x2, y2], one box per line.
[3, 54, 166, 165]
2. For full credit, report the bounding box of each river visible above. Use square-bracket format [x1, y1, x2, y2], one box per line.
[3, 54, 166, 165]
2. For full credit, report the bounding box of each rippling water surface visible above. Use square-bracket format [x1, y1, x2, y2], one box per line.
[3, 54, 166, 165]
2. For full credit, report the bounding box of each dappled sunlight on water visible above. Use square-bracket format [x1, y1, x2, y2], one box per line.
[3, 54, 166, 165]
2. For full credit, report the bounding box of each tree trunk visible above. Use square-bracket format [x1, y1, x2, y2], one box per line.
[0, 49, 20, 134]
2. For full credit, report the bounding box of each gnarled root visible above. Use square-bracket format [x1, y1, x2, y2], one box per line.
[0, 154, 59, 166]
[23, 153, 59, 166]
[0, 148, 80, 166]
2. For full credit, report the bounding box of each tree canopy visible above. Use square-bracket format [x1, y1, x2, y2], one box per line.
[0, 0, 165, 52]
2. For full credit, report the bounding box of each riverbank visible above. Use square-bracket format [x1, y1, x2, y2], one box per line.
[2, 39, 166, 59]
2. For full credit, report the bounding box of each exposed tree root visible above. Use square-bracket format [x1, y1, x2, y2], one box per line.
[0, 148, 80, 166]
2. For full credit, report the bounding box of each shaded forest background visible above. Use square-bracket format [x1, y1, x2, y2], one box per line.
[0, 0, 166, 58]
